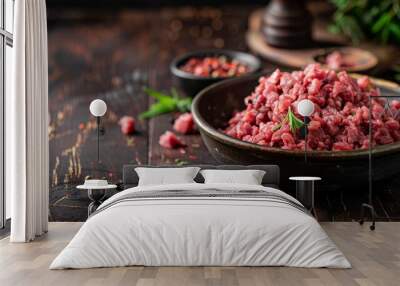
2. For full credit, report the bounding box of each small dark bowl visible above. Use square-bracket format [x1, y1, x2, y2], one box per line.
[313, 47, 378, 73]
[192, 73, 400, 187]
[170, 49, 262, 97]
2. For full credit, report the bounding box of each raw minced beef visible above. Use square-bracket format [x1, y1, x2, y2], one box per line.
[173, 113, 195, 134]
[159, 131, 185, 149]
[119, 116, 135, 135]
[224, 64, 400, 151]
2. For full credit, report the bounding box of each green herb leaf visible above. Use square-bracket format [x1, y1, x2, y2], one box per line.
[139, 102, 174, 119]
[330, 0, 400, 45]
[272, 107, 304, 134]
[143, 87, 174, 102]
[287, 107, 305, 134]
[139, 88, 192, 119]
[372, 13, 392, 33]
[389, 23, 400, 40]
[381, 26, 390, 43]
[328, 24, 341, 34]
[170, 88, 180, 99]
[272, 123, 282, 132]
[176, 97, 192, 112]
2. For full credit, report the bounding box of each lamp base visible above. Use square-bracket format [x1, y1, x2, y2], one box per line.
[359, 203, 376, 231]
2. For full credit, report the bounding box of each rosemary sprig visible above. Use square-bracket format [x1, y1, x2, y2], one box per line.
[272, 123, 282, 132]
[273, 107, 304, 134]
[139, 88, 192, 119]
[287, 107, 305, 133]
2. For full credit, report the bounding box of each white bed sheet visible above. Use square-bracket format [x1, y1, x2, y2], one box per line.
[50, 183, 350, 269]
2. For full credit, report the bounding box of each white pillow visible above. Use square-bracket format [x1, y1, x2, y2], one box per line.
[200, 169, 266, 185]
[135, 167, 200, 186]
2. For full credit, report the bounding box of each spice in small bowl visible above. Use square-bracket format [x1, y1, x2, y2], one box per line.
[180, 56, 250, 78]
[313, 47, 378, 72]
[325, 51, 355, 70]
[170, 49, 262, 97]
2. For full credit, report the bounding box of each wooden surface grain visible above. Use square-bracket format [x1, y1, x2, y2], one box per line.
[1, 222, 400, 286]
[47, 6, 400, 222]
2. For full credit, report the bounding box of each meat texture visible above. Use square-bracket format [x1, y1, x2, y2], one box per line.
[224, 64, 399, 151]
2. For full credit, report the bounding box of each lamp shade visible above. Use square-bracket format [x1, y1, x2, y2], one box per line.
[297, 99, 315, 117]
[89, 99, 107, 117]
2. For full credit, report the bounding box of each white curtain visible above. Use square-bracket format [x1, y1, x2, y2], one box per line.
[9, 0, 49, 242]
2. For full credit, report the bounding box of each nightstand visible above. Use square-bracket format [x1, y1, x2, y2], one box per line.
[289, 176, 321, 217]
[77, 184, 117, 217]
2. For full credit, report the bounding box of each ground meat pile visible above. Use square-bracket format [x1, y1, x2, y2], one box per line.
[224, 64, 400, 151]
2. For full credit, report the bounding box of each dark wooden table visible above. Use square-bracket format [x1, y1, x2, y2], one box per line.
[47, 5, 400, 222]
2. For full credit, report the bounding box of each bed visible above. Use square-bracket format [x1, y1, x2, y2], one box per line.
[50, 165, 350, 269]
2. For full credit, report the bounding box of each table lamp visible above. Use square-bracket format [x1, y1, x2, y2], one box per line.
[297, 99, 315, 164]
[89, 99, 107, 163]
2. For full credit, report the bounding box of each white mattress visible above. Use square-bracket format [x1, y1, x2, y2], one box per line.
[50, 183, 350, 269]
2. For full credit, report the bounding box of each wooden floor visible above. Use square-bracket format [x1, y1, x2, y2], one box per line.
[0, 222, 399, 286]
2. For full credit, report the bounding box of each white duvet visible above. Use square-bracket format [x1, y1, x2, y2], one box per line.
[50, 183, 351, 269]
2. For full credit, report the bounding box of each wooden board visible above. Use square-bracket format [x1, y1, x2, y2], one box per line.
[246, 9, 399, 73]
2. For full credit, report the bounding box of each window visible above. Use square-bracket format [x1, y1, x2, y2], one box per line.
[1, 0, 13, 229]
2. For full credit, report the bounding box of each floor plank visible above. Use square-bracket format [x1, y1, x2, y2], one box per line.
[1, 222, 399, 286]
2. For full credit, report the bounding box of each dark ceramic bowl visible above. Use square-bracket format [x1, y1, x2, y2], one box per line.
[192, 73, 400, 186]
[170, 49, 262, 97]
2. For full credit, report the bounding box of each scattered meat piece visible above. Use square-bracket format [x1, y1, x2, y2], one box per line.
[119, 116, 135, 135]
[159, 131, 185, 149]
[173, 113, 195, 134]
[224, 64, 400, 151]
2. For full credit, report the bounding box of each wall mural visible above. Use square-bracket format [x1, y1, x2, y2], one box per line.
[48, 6, 400, 222]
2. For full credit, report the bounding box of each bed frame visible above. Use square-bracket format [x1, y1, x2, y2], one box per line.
[122, 165, 280, 189]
